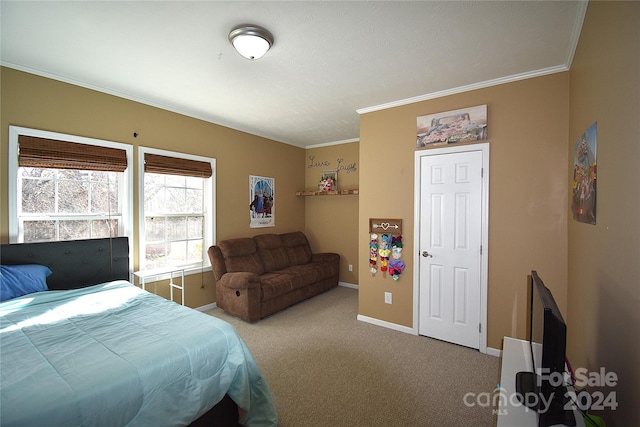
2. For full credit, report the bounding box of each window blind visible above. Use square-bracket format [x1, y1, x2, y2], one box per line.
[144, 153, 212, 178]
[18, 135, 127, 172]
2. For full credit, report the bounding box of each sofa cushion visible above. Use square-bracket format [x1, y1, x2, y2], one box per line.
[260, 265, 322, 300]
[279, 264, 320, 286]
[253, 234, 290, 272]
[217, 238, 265, 275]
[307, 261, 340, 282]
[259, 272, 299, 300]
[280, 231, 312, 265]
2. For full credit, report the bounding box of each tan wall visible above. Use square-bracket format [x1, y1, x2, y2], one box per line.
[0, 67, 306, 308]
[303, 143, 359, 285]
[359, 73, 570, 349]
[567, 2, 639, 426]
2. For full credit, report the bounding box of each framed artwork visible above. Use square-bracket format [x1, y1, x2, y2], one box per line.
[319, 169, 337, 191]
[572, 122, 597, 224]
[417, 104, 488, 147]
[249, 175, 275, 228]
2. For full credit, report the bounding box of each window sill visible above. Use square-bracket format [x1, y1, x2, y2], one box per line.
[134, 264, 211, 281]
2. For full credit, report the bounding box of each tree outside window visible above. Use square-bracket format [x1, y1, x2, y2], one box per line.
[139, 148, 214, 272]
[9, 127, 131, 244]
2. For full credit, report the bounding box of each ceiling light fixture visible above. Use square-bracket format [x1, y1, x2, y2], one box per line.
[228, 24, 274, 60]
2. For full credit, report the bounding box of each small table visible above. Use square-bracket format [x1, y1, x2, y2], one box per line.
[133, 267, 185, 305]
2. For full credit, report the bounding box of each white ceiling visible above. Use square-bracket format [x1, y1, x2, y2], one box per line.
[1, 1, 587, 148]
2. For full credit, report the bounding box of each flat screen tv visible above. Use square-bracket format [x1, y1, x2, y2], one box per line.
[516, 271, 576, 427]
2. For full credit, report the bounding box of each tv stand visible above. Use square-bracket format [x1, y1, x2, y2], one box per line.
[497, 337, 584, 427]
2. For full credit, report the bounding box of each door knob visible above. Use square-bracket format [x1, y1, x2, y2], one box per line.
[422, 251, 433, 258]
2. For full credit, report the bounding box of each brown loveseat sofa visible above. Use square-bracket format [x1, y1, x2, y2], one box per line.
[208, 231, 340, 322]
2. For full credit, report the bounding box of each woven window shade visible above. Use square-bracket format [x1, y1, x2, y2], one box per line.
[18, 135, 127, 172]
[144, 153, 212, 178]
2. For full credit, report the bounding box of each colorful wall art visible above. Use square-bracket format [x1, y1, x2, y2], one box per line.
[572, 122, 597, 224]
[417, 104, 488, 147]
[249, 175, 275, 228]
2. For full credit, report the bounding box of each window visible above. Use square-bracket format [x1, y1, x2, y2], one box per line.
[19, 168, 121, 241]
[8, 126, 133, 244]
[139, 147, 215, 272]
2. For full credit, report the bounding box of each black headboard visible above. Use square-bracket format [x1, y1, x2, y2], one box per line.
[0, 237, 130, 291]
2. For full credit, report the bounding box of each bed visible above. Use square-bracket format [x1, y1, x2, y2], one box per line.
[0, 237, 277, 427]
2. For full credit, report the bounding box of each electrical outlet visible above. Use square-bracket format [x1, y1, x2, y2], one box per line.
[384, 292, 392, 304]
[348, 264, 353, 272]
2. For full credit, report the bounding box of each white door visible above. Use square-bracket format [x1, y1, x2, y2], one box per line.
[416, 145, 488, 350]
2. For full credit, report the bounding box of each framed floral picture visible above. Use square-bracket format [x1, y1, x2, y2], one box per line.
[319, 170, 337, 191]
[417, 104, 488, 147]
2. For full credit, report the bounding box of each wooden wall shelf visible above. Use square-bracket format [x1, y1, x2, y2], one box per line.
[296, 189, 359, 196]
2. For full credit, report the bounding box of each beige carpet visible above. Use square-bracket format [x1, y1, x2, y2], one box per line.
[205, 286, 500, 427]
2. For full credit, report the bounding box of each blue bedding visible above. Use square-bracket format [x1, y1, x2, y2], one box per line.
[0, 281, 277, 427]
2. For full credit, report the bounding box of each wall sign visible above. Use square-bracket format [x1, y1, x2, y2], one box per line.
[369, 218, 402, 234]
[308, 155, 357, 174]
[368, 218, 404, 280]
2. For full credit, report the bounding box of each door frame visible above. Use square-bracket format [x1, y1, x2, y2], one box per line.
[413, 142, 490, 353]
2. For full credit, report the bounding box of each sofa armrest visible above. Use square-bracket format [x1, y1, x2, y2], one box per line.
[311, 252, 340, 264]
[218, 271, 261, 290]
[216, 271, 262, 323]
[207, 245, 227, 281]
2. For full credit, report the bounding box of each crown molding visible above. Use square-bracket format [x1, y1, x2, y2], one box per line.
[306, 138, 360, 149]
[357, 65, 569, 115]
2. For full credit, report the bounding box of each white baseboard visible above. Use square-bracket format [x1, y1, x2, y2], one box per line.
[358, 314, 503, 358]
[195, 302, 217, 312]
[339, 281, 358, 289]
[486, 346, 501, 358]
[357, 314, 417, 335]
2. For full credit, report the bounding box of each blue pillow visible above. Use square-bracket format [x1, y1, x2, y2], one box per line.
[1, 264, 52, 302]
